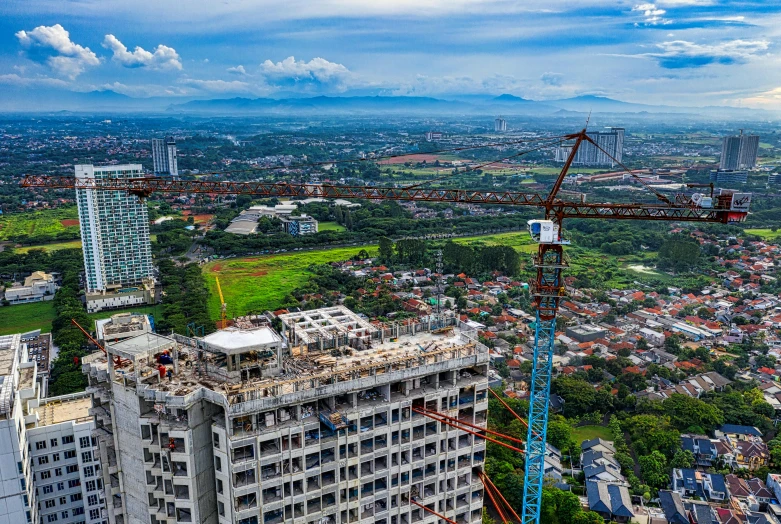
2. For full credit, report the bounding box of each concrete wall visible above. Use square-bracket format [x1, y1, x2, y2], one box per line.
[111, 383, 149, 524]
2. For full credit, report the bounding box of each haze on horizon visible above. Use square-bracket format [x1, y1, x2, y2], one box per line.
[2, 0, 781, 111]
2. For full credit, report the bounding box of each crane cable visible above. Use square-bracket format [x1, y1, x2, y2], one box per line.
[403, 137, 566, 190]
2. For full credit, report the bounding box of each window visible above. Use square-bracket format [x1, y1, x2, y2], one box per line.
[52, 453, 60, 462]
[60, 511, 68, 519]
[72, 507, 84, 516]
[217, 479, 223, 494]
[36, 441, 47, 450]
[46, 515, 57, 523]
[54, 468, 62, 477]
[20, 478, 26, 490]
[88, 495, 98, 506]
[43, 485, 54, 494]
[79, 437, 90, 449]
[70, 493, 82, 502]
[83, 466, 94, 477]
[213, 433, 220, 449]
[64, 451, 76, 459]
[218, 502, 225, 516]
[56, 483, 64, 491]
[45, 500, 56, 508]
[68, 480, 80, 489]
[40, 471, 51, 480]
[81, 451, 92, 463]
[17, 461, 23, 474]
[50, 438, 58, 447]
[66, 465, 78, 473]
[38, 456, 49, 465]
[62, 436, 74, 444]
[215, 457, 221, 472]
[89, 509, 100, 520]
[86, 480, 96, 492]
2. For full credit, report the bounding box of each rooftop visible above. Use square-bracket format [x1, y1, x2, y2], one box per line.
[201, 325, 282, 354]
[37, 396, 92, 426]
[98, 311, 483, 408]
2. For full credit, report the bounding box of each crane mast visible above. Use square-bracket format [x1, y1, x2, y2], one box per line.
[19, 129, 752, 523]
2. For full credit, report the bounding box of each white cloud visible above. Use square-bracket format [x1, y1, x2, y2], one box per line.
[633, 3, 670, 25]
[0, 73, 71, 88]
[540, 72, 563, 86]
[259, 56, 351, 86]
[179, 78, 271, 95]
[741, 86, 781, 108]
[15, 24, 100, 79]
[102, 35, 182, 70]
[227, 65, 247, 75]
[652, 39, 770, 68]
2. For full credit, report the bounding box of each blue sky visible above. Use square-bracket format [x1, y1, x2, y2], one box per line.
[2, 0, 781, 108]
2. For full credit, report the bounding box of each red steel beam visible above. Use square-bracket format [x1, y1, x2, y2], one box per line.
[487, 388, 529, 429]
[410, 499, 459, 524]
[414, 406, 526, 447]
[480, 471, 521, 523]
[412, 408, 525, 454]
[480, 472, 512, 524]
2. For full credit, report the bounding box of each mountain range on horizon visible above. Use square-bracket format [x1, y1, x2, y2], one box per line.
[0, 88, 772, 118]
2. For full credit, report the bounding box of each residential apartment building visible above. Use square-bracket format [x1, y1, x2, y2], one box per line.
[74, 165, 155, 313]
[494, 118, 507, 132]
[81, 308, 488, 524]
[0, 333, 108, 524]
[4, 271, 59, 305]
[720, 132, 759, 171]
[151, 138, 178, 179]
[556, 128, 625, 167]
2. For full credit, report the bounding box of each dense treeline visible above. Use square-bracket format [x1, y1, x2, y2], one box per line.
[441, 240, 521, 277]
[657, 235, 701, 272]
[155, 260, 215, 335]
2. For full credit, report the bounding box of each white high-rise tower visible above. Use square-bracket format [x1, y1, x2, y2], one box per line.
[75, 164, 154, 298]
[152, 137, 179, 179]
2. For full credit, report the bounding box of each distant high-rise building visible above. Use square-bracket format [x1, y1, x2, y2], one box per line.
[151, 137, 178, 178]
[720, 131, 759, 171]
[494, 117, 507, 132]
[75, 164, 155, 311]
[556, 128, 625, 167]
[710, 170, 748, 184]
[424, 131, 443, 141]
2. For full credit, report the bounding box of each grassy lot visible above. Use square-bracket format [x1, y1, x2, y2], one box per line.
[0, 301, 166, 337]
[0, 208, 79, 241]
[14, 240, 83, 253]
[319, 221, 347, 232]
[452, 231, 537, 253]
[571, 425, 613, 446]
[745, 228, 781, 240]
[0, 301, 57, 335]
[203, 245, 378, 319]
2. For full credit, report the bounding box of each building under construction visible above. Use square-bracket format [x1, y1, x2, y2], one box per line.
[82, 307, 490, 524]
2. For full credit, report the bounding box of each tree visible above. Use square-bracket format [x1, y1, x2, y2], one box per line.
[378, 236, 394, 263]
[547, 419, 576, 455]
[661, 394, 724, 432]
[670, 449, 695, 469]
[639, 450, 669, 489]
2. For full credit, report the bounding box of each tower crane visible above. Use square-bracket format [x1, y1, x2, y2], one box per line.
[20, 129, 751, 523]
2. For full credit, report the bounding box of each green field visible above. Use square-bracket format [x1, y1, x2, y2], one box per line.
[204, 245, 378, 319]
[453, 231, 537, 253]
[0, 301, 57, 336]
[14, 240, 83, 253]
[571, 425, 613, 445]
[0, 208, 79, 241]
[318, 221, 347, 232]
[745, 228, 781, 240]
